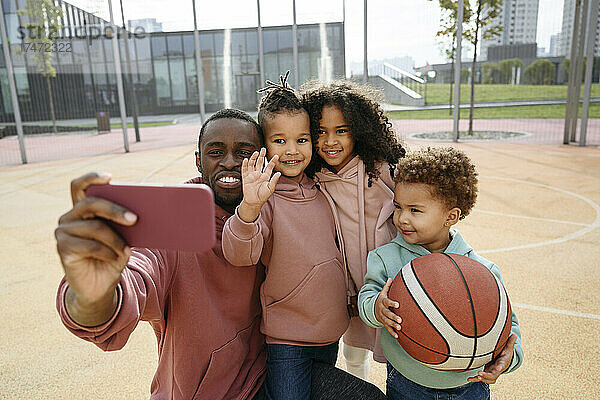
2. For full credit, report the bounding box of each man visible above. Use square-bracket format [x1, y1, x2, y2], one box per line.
[55, 109, 385, 400]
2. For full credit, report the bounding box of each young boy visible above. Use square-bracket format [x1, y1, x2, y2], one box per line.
[221, 76, 351, 400]
[358, 147, 524, 400]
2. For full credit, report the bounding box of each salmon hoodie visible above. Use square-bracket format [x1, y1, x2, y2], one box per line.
[315, 156, 397, 361]
[222, 174, 351, 346]
[56, 177, 266, 400]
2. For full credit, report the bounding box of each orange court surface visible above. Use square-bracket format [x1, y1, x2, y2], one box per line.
[1, 134, 599, 399]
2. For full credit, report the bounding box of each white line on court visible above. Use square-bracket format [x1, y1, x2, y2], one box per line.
[512, 303, 600, 321]
[478, 176, 600, 255]
[473, 209, 591, 227]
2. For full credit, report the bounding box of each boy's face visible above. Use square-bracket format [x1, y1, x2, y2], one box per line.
[263, 111, 312, 183]
[393, 182, 457, 254]
[316, 104, 355, 172]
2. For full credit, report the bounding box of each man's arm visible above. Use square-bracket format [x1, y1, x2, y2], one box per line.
[55, 172, 136, 327]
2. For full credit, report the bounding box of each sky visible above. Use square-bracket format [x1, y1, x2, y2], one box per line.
[71, 0, 565, 70]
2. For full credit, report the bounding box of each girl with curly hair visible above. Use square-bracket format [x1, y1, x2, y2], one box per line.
[301, 79, 406, 380]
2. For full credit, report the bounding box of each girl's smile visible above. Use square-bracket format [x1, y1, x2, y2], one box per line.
[317, 105, 355, 172]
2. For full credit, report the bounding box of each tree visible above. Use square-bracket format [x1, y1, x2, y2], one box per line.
[18, 0, 63, 134]
[430, 0, 503, 135]
[481, 62, 501, 83]
[524, 59, 555, 85]
[432, 0, 472, 114]
[499, 58, 523, 84]
[466, 0, 503, 135]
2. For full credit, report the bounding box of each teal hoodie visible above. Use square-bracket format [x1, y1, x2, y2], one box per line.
[358, 229, 523, 389]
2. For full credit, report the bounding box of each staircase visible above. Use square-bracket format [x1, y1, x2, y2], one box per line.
[368, 63, 425, 106]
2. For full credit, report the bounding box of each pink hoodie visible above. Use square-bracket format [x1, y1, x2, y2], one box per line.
[56, 177, 266, 400]
[315, 156, 397, 361]
[222, 174, 351, 346]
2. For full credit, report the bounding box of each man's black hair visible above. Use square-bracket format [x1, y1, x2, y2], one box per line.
[197, 108, 262, 150]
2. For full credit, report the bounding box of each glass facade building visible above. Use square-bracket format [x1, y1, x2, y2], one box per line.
[0, 0, 345, 122]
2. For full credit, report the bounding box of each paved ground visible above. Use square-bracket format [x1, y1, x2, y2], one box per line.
[1, 138, 599, 399]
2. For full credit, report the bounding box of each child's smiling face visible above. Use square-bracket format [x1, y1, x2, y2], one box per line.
[393, 182, 460, 254]
[263, 110, 312, 183]
[316, 105, 355, 172]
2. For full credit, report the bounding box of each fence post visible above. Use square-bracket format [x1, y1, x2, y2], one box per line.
[579, 0, 599, 146]
[453, 0, 464, 142]
[192, 0, 206, 123]
[107, 0, 129, 152]
[0, 4, 27, 164]
[564, 0, 582, 144]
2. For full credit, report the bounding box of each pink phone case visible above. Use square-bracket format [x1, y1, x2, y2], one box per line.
[86, 183, 215, 252]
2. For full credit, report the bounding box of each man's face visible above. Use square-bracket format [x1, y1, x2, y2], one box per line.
[196, 118, 261, 212]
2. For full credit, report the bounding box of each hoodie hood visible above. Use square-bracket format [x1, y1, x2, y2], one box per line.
[315, 155, 361, 183]
[390, 228, 474, 257]
[274, 174, 319, 201]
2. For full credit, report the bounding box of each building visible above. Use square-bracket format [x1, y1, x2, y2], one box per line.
[549, 33, 561, 57]
[128, 18, 163, 34]
[0, 0, 345, 122]
[559, 0, 600, 57]
[480, 0, 540, 61]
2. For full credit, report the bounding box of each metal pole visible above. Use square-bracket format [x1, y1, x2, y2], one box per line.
[0, 4, 27, 163]
[120, 0, 140, 141]
[564, 0, 582, 144]
[192, 0, 206, 123]
[569, 0, 589, 141]
[453, 0, 464, 142]
[363, 0, 368, 83]
[579, 0, 599, 146]
[107, 0, 129, 152]
[257, 0, 265, 86]
[292, 0, 299, 88]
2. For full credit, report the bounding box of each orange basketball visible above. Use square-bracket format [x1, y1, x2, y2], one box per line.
[388, 253, 512, 371]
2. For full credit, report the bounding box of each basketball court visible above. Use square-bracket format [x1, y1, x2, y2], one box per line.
[1, 137, 599, 399]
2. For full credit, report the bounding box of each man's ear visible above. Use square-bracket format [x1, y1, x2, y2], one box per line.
[446, 207, 461, 227]
[195, 151, 202, 174]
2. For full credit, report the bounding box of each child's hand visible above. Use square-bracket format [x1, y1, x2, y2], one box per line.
[238, 148, 281, 222]
[467, 334, 517, 384]
[375, 278, 402, 338]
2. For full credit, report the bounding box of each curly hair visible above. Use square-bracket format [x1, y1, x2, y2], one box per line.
[301, 79, 405, 186]
[394, 147, 478, 219]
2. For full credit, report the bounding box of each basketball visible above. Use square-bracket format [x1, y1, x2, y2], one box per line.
[387, 252, 512, 372]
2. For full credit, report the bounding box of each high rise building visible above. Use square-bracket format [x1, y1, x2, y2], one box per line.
[559, 0, 600, 57]
[480, 0, 540, 61]
[549, 33, 562, 56]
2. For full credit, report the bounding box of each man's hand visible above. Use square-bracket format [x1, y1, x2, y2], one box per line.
[55, 172, 137, 326]
[374, 278, 402, 338]
[467, 334, 517, 384]
[238, 148, 281, 223]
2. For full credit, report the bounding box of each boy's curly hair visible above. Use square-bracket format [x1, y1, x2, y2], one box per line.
[394, 147, 478, 219]
[301, 79, 405, 186]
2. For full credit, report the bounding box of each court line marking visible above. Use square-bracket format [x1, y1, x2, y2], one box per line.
[473, 209, 591, 227]
[478, 176, 600, 255]
[513, 303, 600, 321]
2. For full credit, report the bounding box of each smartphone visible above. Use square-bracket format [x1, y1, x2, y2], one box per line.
[86, 183, 215, 252]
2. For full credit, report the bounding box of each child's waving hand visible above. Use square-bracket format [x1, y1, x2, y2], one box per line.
[238, 148, 281, 222]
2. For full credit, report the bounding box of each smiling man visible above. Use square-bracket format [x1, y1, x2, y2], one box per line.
[55, 109, 266, 400]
